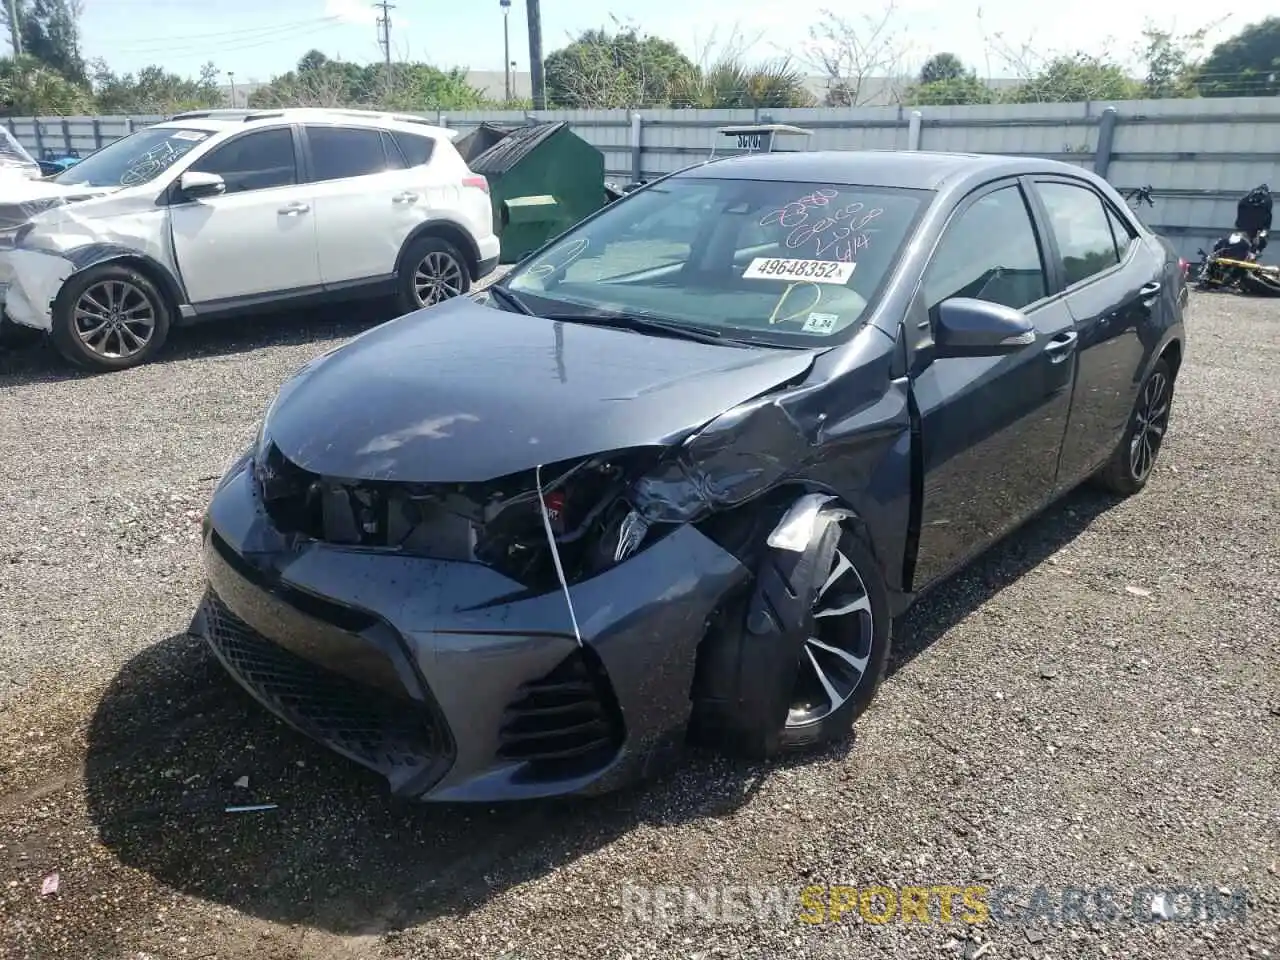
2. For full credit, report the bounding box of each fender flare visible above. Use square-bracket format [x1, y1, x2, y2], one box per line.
[394, 220, 483, 279]
[56, 243, 188, 312]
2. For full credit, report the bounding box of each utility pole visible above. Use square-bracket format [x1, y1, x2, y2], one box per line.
[500, 0, 511, 103]
[373, 1, 395, 95]
[7, 0, 22, 57]
[228, 71, 237, 107]
[526, 0, 545, 109]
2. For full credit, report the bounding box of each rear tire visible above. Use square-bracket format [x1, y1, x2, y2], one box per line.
[1093, 356, 1175, 495]
[397, 235, 471, 314]
[50, 263, 171, 372]
[691, 518, 892, 759]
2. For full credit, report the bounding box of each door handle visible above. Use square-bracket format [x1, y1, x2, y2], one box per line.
[1045, 331, 1079, 363]
[278, 202, 310, 216]
[1139, 280, 1161, 299]
[393, 192, 420, 204]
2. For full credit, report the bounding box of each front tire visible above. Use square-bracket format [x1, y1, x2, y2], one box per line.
[691, 519, 893, 759]
[397, 235, 471, 313]
[50, 263, 171, 372]
[1093, 356, 1175, 495]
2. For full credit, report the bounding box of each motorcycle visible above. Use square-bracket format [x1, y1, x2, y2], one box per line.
[1194, 183, 1280, 297]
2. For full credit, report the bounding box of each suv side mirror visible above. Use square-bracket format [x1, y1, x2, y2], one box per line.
[178, 170, 226, 200]
[935, 297, 1037, 359]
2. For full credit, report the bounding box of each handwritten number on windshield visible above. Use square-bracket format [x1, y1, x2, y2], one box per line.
[760, 194, 883, 263]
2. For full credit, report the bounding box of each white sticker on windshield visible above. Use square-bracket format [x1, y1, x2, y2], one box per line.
[171, 130, 209, 142]
[743, 257, 855, 285]
[802, 312, 840, 334]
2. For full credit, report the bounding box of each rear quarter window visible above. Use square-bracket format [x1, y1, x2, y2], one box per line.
[392, 131, 435, 167]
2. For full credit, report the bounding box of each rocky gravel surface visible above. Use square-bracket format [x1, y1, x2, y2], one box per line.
[0, 291, 1277, 960]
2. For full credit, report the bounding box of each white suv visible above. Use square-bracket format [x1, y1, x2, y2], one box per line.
[0, 108, 500, 371]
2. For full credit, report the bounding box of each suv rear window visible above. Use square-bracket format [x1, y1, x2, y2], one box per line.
[391, 131, 435, 167]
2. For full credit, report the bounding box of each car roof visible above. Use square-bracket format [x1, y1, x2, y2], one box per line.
[680, 149, 1097, 191]
[154, 108, 458, 141]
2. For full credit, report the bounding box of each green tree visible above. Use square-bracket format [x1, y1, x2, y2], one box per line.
[671, 54, 815, 108]
[544, 28, 696, 108]
[0, 53, 92, 114]
[905, 53, 993, 105]
[248, 52, 484, 110]
[905, 74, 994, 106]
[919, 52, 966, 85]
[1197, 17, 1280, 97]
[1005, 53, 1141, 103]
[1, 0, 85, 83]
[1137, 24, 1209, 98]
[90, 60, 222, 114]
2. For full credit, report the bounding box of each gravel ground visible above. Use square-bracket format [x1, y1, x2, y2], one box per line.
[0, 291, 1277, 960]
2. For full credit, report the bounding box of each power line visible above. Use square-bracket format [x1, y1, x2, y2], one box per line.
[107, 17, 345, 55]
[109, 27, 349, 65]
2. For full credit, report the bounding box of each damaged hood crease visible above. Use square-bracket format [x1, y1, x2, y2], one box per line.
[263, 298, 819, 484]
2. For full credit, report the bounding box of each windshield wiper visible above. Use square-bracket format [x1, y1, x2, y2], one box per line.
[486, 283, 534, 315]
[540, 312, 737, 346]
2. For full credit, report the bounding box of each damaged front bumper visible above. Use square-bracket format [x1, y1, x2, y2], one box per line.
[0, 247, 72, 331]
[191, 459, 750, 802]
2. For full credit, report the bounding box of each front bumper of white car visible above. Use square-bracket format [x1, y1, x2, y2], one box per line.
[0, 247, 72, 332]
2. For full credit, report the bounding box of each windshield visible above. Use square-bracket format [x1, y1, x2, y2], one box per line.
[504, 176, 929, 344]
[51, 126, 213, 188]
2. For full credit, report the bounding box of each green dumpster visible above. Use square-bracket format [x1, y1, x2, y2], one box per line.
[455, 120, 606, 263]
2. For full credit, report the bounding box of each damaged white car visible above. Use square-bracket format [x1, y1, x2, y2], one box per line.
[0, 108, 499, 372]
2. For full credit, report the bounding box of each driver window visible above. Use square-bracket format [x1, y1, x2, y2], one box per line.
[188, 128, 298, 194]
[924, 184, 1048, 313]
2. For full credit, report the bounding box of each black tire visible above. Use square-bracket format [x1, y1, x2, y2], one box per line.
[396, 235, 471, 313]
[691, 518, 893, 759]
[1093, 356, 1175, 496]
[1240, 270, 1280, 297]
[50, 262, 171, 372]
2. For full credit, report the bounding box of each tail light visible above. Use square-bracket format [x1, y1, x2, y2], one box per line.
[1178, 258, 1189, 277]
[462, 175, 489, 194]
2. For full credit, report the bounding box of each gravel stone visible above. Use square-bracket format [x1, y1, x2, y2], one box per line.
[1, 290, 1277, 959]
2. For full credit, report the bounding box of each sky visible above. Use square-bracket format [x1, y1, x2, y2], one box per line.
[71, 0, 1229, 85]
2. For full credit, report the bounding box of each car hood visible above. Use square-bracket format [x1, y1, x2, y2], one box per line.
[265, 298, 818, 483]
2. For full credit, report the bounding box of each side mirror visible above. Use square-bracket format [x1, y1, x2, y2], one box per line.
[935, 297, 1036, 359]
[178, 170, 226, 200]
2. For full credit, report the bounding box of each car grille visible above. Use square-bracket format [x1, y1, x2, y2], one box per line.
[498, 649, 624, 776]
[202, 590, 453, 781]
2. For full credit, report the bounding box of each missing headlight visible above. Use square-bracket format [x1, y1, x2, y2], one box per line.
[252, 446, 664, 591]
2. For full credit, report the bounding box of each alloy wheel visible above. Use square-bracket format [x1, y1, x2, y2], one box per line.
[73, 280, 157, 360]
[786, 544, 875, 727]
[1130, 369, 1171, 482]
[413, 251, 464, 306]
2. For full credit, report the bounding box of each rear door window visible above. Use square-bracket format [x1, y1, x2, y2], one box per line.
[306, 126, 395, 182]
[1036, 181, 1122, 286]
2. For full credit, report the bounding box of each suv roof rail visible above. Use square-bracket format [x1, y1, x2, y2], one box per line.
[243, 111, 285, 122]
[390, 114, 438, 127]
